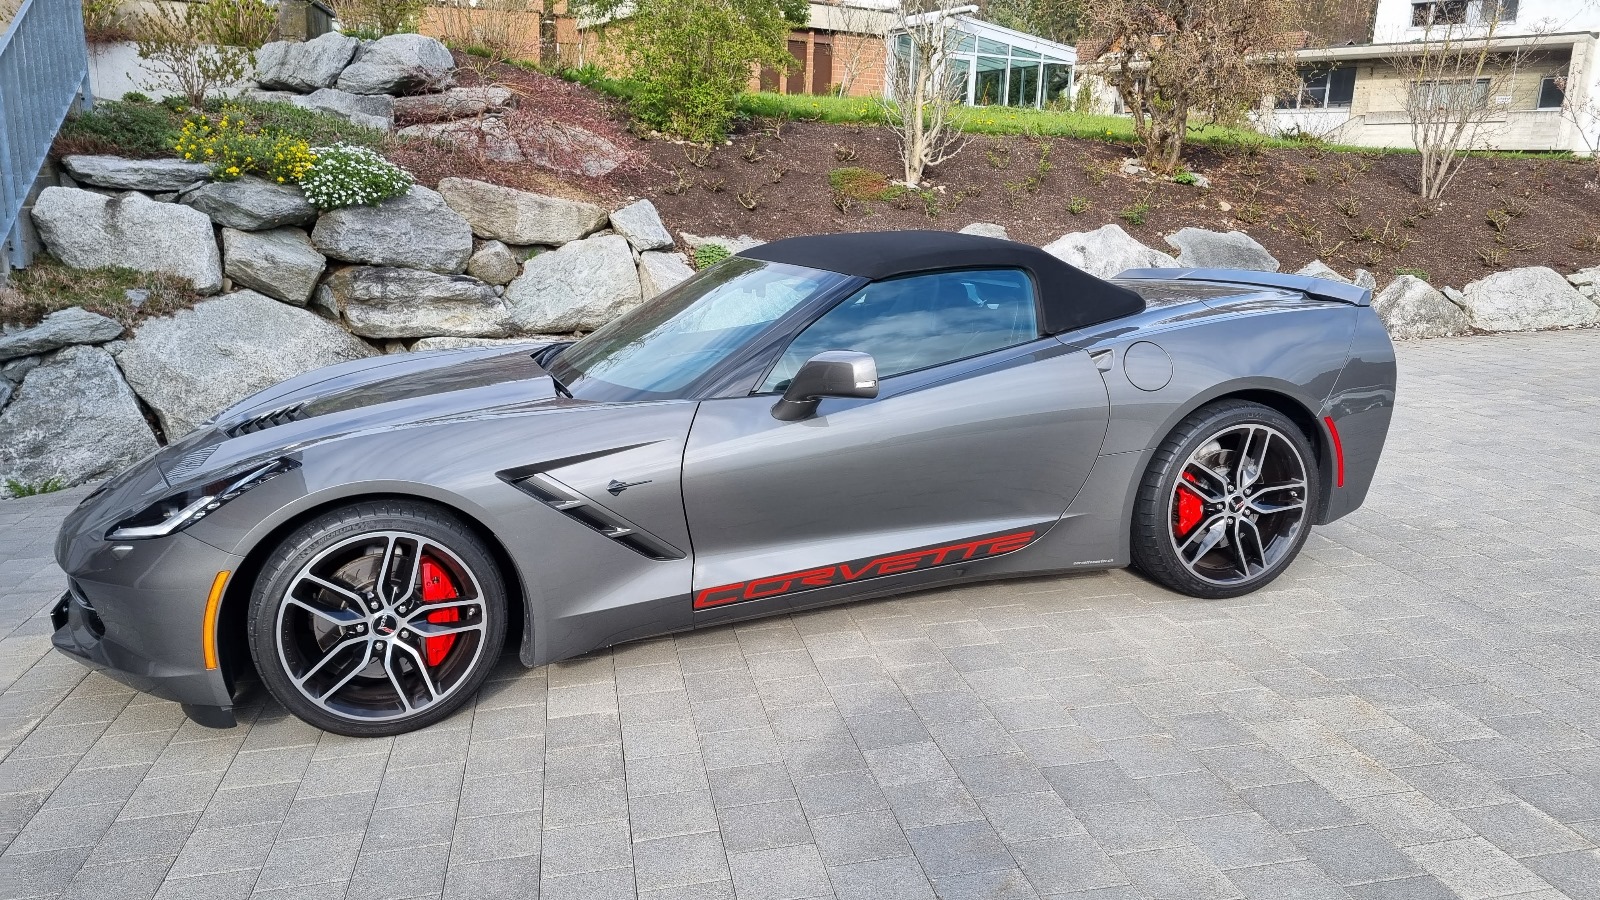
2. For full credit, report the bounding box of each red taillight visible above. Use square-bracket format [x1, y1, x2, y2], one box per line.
[1324, 416, 1345, 488]
[419, 558, 459, 666]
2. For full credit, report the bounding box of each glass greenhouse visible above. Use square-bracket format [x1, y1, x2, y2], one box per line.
[890, 16, 1076, 109]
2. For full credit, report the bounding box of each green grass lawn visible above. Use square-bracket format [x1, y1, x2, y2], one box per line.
[739, 92, 1295, 150]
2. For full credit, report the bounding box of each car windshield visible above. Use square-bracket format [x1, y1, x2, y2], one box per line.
[546, 257, 850, 401]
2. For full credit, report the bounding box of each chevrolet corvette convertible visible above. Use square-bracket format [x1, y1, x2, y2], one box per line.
[52, 231, 1396, 736]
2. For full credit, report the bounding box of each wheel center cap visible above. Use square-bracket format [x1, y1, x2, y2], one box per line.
[374, 614, 397, 636]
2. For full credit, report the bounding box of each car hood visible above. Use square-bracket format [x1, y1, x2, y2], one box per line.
[58, 344, 576, 559]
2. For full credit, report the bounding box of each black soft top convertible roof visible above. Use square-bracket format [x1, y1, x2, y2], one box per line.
[739, 230, 1147, 334]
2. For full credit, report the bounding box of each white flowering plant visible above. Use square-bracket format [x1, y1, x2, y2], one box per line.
[298, 144, 414, 210]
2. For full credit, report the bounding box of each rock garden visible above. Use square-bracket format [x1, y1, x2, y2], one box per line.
[5, 32, 1600, 499]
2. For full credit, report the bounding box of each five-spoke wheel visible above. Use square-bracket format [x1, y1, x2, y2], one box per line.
[249, 502, 506, 736]
[1133, 401, 1319, 599]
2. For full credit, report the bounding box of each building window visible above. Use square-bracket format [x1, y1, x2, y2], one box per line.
[1279, 66, 1357, 109]
[1411, 0, 1516, 26]
[1410, 78, 1491, 110]
[1538, 76, 1566, 110]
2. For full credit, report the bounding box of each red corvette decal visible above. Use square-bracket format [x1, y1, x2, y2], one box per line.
[694, 529, 1039, 610]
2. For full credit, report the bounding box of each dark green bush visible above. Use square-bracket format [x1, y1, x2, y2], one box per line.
[54, 100, 181, 158]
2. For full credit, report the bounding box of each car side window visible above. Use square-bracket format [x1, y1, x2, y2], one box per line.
[759, 268, 1040, 393]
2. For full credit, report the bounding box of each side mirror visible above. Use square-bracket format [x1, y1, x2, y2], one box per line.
[771, 351, 879, 421]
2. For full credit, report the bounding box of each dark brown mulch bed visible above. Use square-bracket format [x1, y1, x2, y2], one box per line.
[613, 121, 1600, 291]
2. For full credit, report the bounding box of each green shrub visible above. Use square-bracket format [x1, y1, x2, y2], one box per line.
[216, 98, 387, 151]
[1172, 168, 1199, 186]
[692, 244, 732, 269]
[54, 100, 181, 157]
[298, 144, 413, 209]
[609, 0, 807, 142]
[175, 106, 317, 183]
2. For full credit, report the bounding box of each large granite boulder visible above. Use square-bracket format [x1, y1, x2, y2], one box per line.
[337, 34, 455, 95]
[1458, 267, 1600, 332]
[1295, 260, 1349, 283]
[0, 346, 158, 495]
[60, 155, 211, 192]
[466, 241, 520, 286]
[679, 233, 764, 255]
[180, 176, 317, 230]
[222, 227, 326, 306]
[1041, 225, 1177, 280]
[1569, 266, 1599, 300]
[959, 223, 1009, 239]
[254, 32, 360, 92]
[1372, 275, 1472, 340]
[609, 199, 673, 252]
[296, 88, 394, 131]
[112, 291, 376, 437]
[1164, 228, 1280, 272]
[394, 86, 515, 123]
[320, 267, 510, 339]
[412, 336, 566, 351]
[0, 308, 123, 362]
[637, 251, 694, 300]
[311, 185, 473, 273]
[32, 188, 223, 293]
[504, 234, 642, 333]
[437, 178, 608, 247]
[400, 117, 629, 177]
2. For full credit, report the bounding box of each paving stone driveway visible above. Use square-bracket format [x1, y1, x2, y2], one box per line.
[4, 331, 1600, 900]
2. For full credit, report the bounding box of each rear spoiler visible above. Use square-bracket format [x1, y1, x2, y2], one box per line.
[1115, 268, 1373, 307]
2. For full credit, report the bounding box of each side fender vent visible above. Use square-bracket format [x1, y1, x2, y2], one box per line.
[227, 401, 309, 437]
[509, 473, 684, 561]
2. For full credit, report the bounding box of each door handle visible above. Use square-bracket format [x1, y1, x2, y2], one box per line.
[1089, 349, 1113, 372]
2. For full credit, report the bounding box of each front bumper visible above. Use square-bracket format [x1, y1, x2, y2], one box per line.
[51, 528, 245, 729]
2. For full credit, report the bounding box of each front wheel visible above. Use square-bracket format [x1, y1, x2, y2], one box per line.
[247, 500, 508, 737]
[1131, 401, 1319, 599]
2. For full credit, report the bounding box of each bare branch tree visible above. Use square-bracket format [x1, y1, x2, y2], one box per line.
[1082, 0, 1301, 175]
[884, 0, 967, 185]
[1389, 0, 1535, 200]
[822, 1, 889, 96]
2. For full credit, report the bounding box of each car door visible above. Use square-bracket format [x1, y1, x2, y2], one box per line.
[681, 267, 1110, 624]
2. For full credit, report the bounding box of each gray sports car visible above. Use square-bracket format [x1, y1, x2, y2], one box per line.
[51, 231, 1396, 736]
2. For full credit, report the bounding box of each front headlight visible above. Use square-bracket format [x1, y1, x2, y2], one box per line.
[106, 459, 300, 541]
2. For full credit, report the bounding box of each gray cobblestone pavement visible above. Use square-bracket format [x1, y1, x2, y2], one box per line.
[4, 331, 1600, 900]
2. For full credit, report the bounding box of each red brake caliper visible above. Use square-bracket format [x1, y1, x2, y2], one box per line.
[1175, 473, 1204, 537]
[419, 557, 459, 666]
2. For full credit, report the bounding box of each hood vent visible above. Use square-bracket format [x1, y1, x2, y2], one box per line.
[227, 401, 309, 437]
[511, 474, 684, 561]
[162, 444, 218, 483]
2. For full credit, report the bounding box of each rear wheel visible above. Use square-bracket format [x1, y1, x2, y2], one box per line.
[1131, 401, 1318, 599]
[247, 500, 507, 737]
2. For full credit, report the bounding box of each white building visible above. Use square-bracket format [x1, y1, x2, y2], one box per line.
[1266, 0, 1600, 154]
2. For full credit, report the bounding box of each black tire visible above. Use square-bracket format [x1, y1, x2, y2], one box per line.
[1131, 400, 1320, 599]
[247, 499, 507, 737]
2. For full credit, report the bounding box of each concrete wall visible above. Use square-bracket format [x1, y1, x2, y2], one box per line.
[1268, 37, 1600, 152]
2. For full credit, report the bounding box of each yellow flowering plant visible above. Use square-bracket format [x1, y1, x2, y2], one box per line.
[173, 105, 313, 185]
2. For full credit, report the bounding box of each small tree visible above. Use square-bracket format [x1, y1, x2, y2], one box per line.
[332, 0, 427, 37]
[590, 0, 806, 142]
[136, 0, 273, 107]
[1389, 1, 1530, 199]
[1082, 0, 1301, 175]
[885, 0, 967, 186]
[820, 0, 890, 96]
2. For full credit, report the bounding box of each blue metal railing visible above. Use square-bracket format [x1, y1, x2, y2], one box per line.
[0, 0, 93, 271]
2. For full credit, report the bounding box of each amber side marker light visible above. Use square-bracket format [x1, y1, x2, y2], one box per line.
[203, 571, 230, 670]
